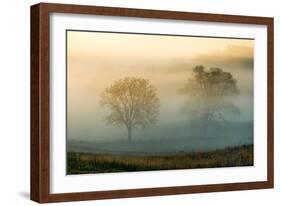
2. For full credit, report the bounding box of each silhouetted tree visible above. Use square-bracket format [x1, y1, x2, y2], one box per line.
[180, 66, 240, 139]
[100, 77, 159, 141]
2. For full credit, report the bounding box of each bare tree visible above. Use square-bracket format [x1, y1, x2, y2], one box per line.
[100, 77, 159, 141]
[180, 65, 240, 139]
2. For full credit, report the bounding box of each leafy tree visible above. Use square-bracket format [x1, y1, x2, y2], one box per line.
[180, 65, 240, 138]
[100, 77, 159, 141]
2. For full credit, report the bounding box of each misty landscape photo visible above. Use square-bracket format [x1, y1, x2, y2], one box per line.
[66, 30, 254, 175]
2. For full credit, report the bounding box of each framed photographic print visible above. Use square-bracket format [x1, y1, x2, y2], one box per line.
[31, 3, 274, 203]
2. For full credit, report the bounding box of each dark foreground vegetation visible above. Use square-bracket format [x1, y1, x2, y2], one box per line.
[67, 144, 253, 174]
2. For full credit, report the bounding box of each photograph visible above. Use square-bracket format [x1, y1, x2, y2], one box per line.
[30, 3, 274, 202]
[66, 30, 254, 175]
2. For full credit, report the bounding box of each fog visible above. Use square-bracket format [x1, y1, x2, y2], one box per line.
[67, 31, 253, 154]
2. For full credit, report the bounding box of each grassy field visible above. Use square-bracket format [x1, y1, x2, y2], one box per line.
[67, 144, 253, 174]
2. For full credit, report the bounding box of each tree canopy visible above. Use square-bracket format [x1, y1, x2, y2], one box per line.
[100, 77, 159, 141]
[180, 65, 240, 138]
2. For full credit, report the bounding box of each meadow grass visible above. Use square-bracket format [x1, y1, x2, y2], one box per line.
[67, 144, 253, 174]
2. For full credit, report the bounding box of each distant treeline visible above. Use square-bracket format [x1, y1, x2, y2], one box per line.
[67, 144, 253, 174]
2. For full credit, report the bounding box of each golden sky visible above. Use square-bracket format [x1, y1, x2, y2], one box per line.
[68, 31, 253, 61]
[67, 30, 253, 98]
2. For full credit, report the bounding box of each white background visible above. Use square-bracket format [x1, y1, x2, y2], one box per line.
[0, 0, 279, 205]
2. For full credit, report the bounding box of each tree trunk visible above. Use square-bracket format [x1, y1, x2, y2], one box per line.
[202, 119, 208, 139]
[202, 112, 209, 139]
[128, 126, 132, 141]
